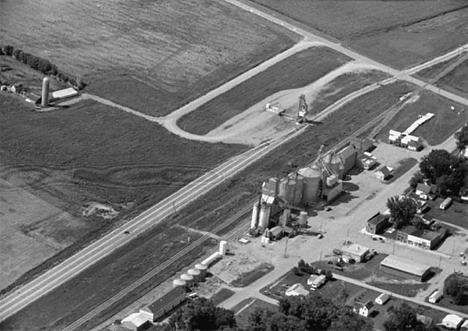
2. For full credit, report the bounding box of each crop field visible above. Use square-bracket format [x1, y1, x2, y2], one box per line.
[1, 0, 298, 116]
[251, 0, 468, 68]
[416, 56, 468, 98]
[0, 95, 245, 292]
[0, 225, 212, 331]
[177, 47, 352, 135]
[374, 90, 468, 146]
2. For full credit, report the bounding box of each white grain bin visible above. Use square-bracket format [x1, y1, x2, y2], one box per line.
[195, 263, 208, 277]
[258, 203, 271, 230]
[201, 252, 221, 267]
[293, 175, 304, 206]
[299, 167, 321, 205]
[299, 211, 308, 226]
[251, 201, 260, 229]
[173, 279, 186, 288]
[219, 240, 228, 255]
[41, 77, 50, 107]
[188, 268, 201, 282]
[180, 274, 193, 286]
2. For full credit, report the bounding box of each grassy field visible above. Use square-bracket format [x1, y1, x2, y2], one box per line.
[0, 225, 212, 331]
[375, 90, 468, 146]
[232, 298, 278, 330]
[416, 56, 468, 98]
[250, 0, 468, 69]
[425, 198, 468, 229]
[1, 0, 298, 116]
[177, 47, 351, 135]
[0, 95, 246, 293]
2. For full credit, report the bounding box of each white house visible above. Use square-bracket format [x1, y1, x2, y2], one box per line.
[442, 314, 463, 330]
[375, 293, 390, 305]
[358, 301, 374, 317]
[285, 283, 309, 297]
[415, 183, 436, 200]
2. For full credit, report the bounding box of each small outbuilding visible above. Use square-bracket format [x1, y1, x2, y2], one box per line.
[51, 87, 78, 100]
[285, 283, 309, 297]
[380, 255, 432, 282]
[341, 244, 370, 262]
[375, 166, 392, 181]
[121, 312, 151, 331]
[415, 183, 436, 200]
[366, 212, 390, 235]
[375, 293, 390, 305]
[357, 300, 374, 317]
[142, 286, 186, 322]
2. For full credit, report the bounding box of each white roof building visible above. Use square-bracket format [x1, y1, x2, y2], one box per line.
[122, 312, 151, 330]
[52, 87, 78, 99]
[442, 314, 463, 330]
[285, 283, 309, 297]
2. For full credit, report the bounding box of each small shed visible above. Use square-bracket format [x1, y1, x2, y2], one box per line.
[375, 293, 390, 305]
[121, 312, 151, 331]
[341, 244, 370, 262]
[52, 87, 78, 100]
[366, 212, 390, 234]
[269, 226, 283, 240]
[375, 166, 392, 181]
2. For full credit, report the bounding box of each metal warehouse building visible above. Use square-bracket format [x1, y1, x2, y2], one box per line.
[380, 255, 432, 282]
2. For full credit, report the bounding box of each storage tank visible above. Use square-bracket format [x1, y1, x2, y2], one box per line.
[202, 252, 221, 267]
[180, 274, 193, 286]
[299, 211, 308, 226]
[251, 201, 260, 229]
[286, 179, 296, 205]
[219, 240, 228, 255]
[293, 175, 304, 206]
[173, 279, 186, 288]
[195, 263, 208, 277]
[278, 177, 287, 201]
[299, 167, 321, 205]
[258, 203, 271, 230]
[188, 268, 201, 282]
[41, 77, 50, 107]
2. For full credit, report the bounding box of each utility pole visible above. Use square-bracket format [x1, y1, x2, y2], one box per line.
[283, 237, 289, 258]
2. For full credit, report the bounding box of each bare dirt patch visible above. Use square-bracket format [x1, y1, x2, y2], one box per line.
[177, 47, 352, 135]
[250, 0, 468, 68]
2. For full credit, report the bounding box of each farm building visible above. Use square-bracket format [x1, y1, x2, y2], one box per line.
[51, 87, 78, 100]
[355, 300, 374, 317]
[341, 244, 369, 262]
[380, 255, 432, 282]
[336, 145, 357, 178]
[366, 212, 390, 234]
[357, 152, 377, 170]
[375, 293, 390, 305]
[396, 225, 446, 250]
[407, 140, 423, 151]
[285, 283, 309, 297]
[269, 226, 284, 240]
[442, 314, 463, 330]
[141, 286, 186, 322]
[121, 312, 151, 331]
[375, 166, 392, 181]
[307, 274, 326, 289]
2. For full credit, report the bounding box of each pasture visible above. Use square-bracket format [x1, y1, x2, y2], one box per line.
[0, 95, 245, 292]
[251, 0, 468, 68]
[1, 0, 298, 115]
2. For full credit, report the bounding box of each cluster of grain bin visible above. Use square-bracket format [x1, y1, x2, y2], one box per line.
[172, 263, 208, 289]
[298, 167, 321, 206]
[278, 175, 303, 206]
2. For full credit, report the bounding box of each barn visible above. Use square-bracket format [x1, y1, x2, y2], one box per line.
[380, 255, 432, 282]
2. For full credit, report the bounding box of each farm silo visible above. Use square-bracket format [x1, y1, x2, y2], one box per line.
[180, 274, 193, 286]
[195, 263, 207, 277]
[188, 268, 201, 283]
[299, 211, 308, 227]
[41, 77, 50, 107]
[293, 175, 304, 206]
[298, 167, 321, 206]
[173, 279, 186, 288]
[250, 201, 260, 229]
[258, 202, 271, 230]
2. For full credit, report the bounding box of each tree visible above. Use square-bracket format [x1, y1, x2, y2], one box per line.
[445, 275, 468, 305]
[383, 303, 425, 331]
[386, 196, 418, 229]
[2, 45, 14, 56]
[455, 124, 468, 152]
[329, 307, 373, 331]
[412, 217, 426, 230]
[409, 171, 424, 189]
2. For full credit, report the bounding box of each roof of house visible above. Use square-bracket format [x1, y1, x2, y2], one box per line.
[416, 183, 432, 194]
[408, 140, 423, 147]
[376, 293, 390, 303]
[285, 283, 309, 296]
[376, 166, 391, 177]
[147, 286, 186, 316]
[341, 244, 369, 258]
[367, 212, 389, 225]
[122, 313, 150, 327]
[360, 300, 374, 310]
[443, 314, 463, 326]
[380, 255, 431, 277]
[399, 225, 441, 241]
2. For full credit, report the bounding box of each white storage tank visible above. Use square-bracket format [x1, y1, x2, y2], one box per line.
[219, 240, 228, 255]
[251, 201, 260, 229]
[258, 203, 271, 230]
[195, 263, 208, 277]
[201, 252, 221, 267]
[188, 268, 201, 282]
[299, 211, 308, 226]
[180, 274, 193, 286]
[173, 279, 186, 288]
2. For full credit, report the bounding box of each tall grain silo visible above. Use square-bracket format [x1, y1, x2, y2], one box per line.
[278, 177, 288, 201]
[293, 175, 304, 206]
[299, 211, 308, 226]
[173, 279, 186, 288]
[41, 77, 50, 107]
[219, 240, 228, 255]
[188, 269, 201, 283]
[251, 201, 260, 229]
[299, 167, 321, 206]
[258, 202, 271, 230]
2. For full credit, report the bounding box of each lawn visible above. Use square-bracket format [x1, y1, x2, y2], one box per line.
[210, 288, 236, 306]
[415, 56, 468, 98]
[232, 298, 278, 330]
[177, 47, 352, 135]
[1, 0, 298, 116]
[384, 158, 418, 185]
[0, 95, 246, 293]
[0, 226, 211, 331]
[374, 89, 468, 146]
[250, 0, 468, 69]
[425, 198, 468, 229]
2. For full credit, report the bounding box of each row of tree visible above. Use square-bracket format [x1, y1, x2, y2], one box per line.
[444, 274, 468, 305]
[161, 292, 438, 331]
[0, 45, 86, 90]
